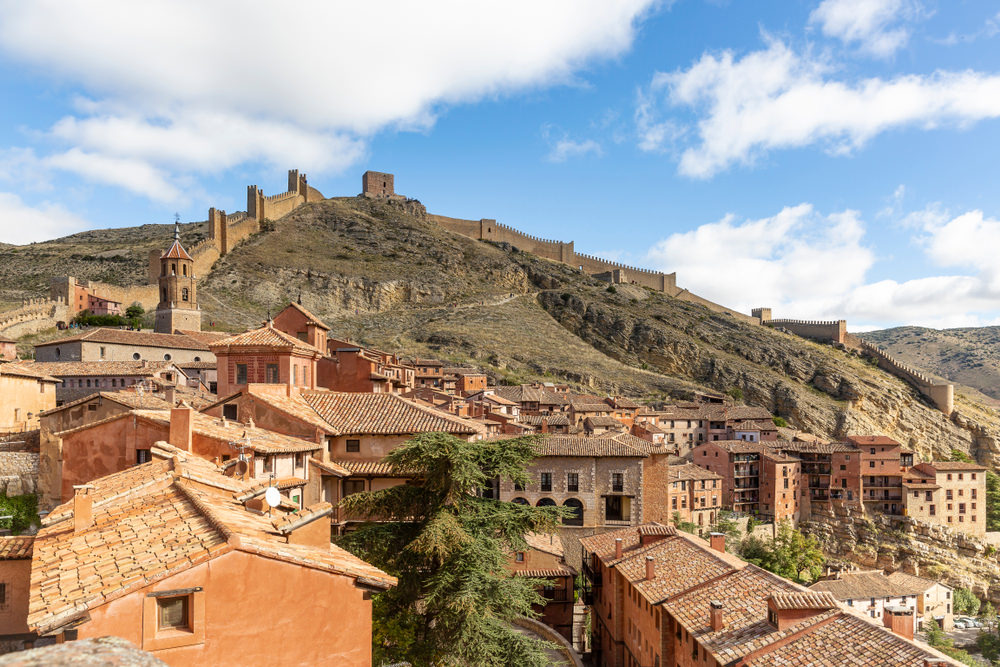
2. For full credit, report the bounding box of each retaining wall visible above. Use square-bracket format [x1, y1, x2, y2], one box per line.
[0, 451, 38, 495]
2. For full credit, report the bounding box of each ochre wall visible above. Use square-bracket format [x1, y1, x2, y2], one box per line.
[79, 550, 375, 667]
[0, 374, 55, 431]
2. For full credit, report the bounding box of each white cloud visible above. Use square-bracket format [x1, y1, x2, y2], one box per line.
[0, 192, 90, 244]
[645, 203, 1000, 329]
[644, 39, 1000, 178]
[546, 138, 603, 163]
[0, 1, 656, 199]
[809, 0, 916, 58]
[45, 149, 182, 203]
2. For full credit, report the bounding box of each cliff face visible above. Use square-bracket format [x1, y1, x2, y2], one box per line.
[804, 504, 1000, 602]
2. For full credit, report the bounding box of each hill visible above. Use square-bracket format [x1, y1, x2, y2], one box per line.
[3, 195, 999, 465]
[864, 326, 1000, 403]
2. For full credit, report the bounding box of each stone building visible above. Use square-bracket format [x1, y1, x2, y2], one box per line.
[0, 337, 18, 361]
[497, 434, 648, 529]
[153, 224, 201, 334]
[210, 322, 325, 397]
[660, 462, 723, 529]
[903, 461, 987, 537]
[33, 329, 219, 365]
[28, 360, 184, 405]
[849, 435, 916, 516]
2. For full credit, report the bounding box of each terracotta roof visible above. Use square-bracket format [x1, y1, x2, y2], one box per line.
[668, 462, 723, 482]
[310, 459, 351, 477]
[584, 416, 623, 428]
[300, 391, 481, 436]
[518, 414, 570, 427]
[29, 455, 394, 635]
[810, 571, 925, 600]
[209, 323, 323, 355]
[0, 535, 34, 560]
[209, 385, 333, 433]
[331, 459, 411, 477]
[161, 237, 192, 260]
[524, 532, 564, 558]
[618, 534, 746, 605]
[35, 329, 211, 351]
[282, 302, 330, 330]
[569, 400, 611, 412]
[131, 410, 321, 454]
[530, 434, 647, 458]
[769, 591, 839, 610]
[847, 435, 902, 446]
[578, 523, 677, 564]
[28, 360, 176, 378]
[741, 611, 941, 666]
[493, 385, 568, 406]
[923, 461, 987, 472]
[885, 571, 946, 593]
[705, 440, 770, 454]
[177, 360, 218, 369]
[773, 440, 858, 454]
[662, 566, 806, 664]
[510, 568, 574, 578]
[0, 363, 60, 383]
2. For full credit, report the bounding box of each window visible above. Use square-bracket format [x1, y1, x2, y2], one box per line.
[959, 473, 964, 481]
[567, 473, 579, 492]
[158, 596, 190, 631]
[540, 473, 552, 492]
[612, 473, 624, 493]
[164, 353, 171, 361]
[346, 439, 360, 453]
[236, 364, 247, 385]
[947, 474, 953, 481]
[87, 402, 98, 411]
[973, 489, 978, 499]
[343, 480, 365, 496]
[930, 504, 935, 515]
[0, 583, 6, 610]
[100, 346, 106, 358]
[947, 490, 953, 500]
[292, 365, 298, 385]
[222, 404, 238, 420]
[181, 288, 189, 302]
[136, 449, 152, 464]
[840, 465, 846, 471]
[515, 552, 524, 562]
[266, 364, 279, 383]
[959, 503, 966, 514]
[869, 461, 875, 468]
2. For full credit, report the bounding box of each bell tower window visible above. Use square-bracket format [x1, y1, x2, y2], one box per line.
[182, 288, 189, 302]
[182, 264, 187, 276]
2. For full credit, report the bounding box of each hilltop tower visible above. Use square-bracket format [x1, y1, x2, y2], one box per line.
[154, 223, 202, 333]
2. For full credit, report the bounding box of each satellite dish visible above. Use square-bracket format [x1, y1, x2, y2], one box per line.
[234, 460, 249, 476]
[264, 486, 281, 508]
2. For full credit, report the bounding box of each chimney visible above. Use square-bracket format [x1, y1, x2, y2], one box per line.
[709, 532, 726, 553]
[645, 555, 655, 580]
[709, 600, 725, 631]
[169, 401, 194, 452]
[614, 537, 623, 560]
[73, 485, 94, 534]
[541, 418, 549, 434]
[164, 386, 176, 406]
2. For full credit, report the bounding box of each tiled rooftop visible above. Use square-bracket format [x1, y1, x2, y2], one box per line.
[132, 409, 322, 454]
[209, 323, 323, 355]
[531, 434, 647, 458]
[810, 571, 937, 599]
[28, 450, 394, 636]
[668, 462, 723, 482]
[29, 360, 175, 378]
[0, 363, 60, 383]
[300, 391, 481, 436]
[619, 535, 743, 605]
[34, 329, 212, 351]
[0, 535, 34, 560]
[923, 461, 988, 472]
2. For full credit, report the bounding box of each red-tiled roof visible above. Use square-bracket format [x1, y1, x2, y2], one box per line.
[35, 329, 212, 351]
[28, 360, 176, 378]
[209, 324, 323, 355]
[300, 391, 481, 436]
[530, 434, 647, 458]
[0, 535, 34, 560]
[160, 238, 192, 260]
[29, 453, 394, 636]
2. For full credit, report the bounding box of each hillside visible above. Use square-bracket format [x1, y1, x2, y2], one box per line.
[4, 195, 1000, 466]
[865, 326, 1000, 403]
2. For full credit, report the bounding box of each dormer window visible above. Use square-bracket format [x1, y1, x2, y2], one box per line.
[767, 609, 778, 627]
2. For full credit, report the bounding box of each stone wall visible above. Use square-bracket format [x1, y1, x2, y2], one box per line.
[759, 316, 847, 345]
[0, 299, 69, 336]
[0, 452, 38, 496]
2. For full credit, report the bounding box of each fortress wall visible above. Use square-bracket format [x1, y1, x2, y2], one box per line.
[575, 252, 677, 293]
[480, 219, 569, 263]
[426, 214, 481, 239]
[188, 239, 221, 278]
[764, 319, 846, 344]
[670, 289, 758, 323]
[857, 339, 954, 415]
[261, 191, 305, 220]
[0, 299, 68, 335]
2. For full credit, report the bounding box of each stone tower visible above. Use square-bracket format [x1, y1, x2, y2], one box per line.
[154, 223, 202, 333]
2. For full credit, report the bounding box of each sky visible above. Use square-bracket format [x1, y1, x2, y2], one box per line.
[0, 0, 999, 331]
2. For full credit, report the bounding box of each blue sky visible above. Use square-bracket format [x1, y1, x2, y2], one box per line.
[1, 1, 999, 330]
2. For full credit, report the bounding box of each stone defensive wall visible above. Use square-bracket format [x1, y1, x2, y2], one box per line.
[426, 211, 755, 322]
[760, 318, 847, 345]
[856, 338, 954, 415]
[0, 298, 69, 336]
[754, 309, 953, 415]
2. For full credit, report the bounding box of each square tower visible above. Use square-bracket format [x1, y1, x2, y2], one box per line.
[362, 171, 395, 198]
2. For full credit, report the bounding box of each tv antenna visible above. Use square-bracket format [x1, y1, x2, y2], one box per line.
[227, 431, 253, 481]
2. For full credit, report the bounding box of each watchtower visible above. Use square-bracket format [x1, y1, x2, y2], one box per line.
[154, 223, 202, 333]
[751, 307, 772, 323]
[362, 171, 395, 199]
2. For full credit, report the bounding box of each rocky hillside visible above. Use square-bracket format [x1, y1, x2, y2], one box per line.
[865, 326, 1000, 403]
[5, 195, 1000, 466]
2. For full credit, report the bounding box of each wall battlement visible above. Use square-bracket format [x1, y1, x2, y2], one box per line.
[754, 307, 953, 415]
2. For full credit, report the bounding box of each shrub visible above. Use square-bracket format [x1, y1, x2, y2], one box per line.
[772, 416, 788, 428]
[606, 285, 616, 294]
[727, 387, 743, 401]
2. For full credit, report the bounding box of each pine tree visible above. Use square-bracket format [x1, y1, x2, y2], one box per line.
[336, 432, 568, 666]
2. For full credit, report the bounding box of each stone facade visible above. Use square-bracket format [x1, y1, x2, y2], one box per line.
[903, 462, 987, 537]
[361, 171, 395, 199]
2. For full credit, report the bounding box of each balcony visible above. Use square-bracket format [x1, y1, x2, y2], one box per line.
[582, 561, 602, 587]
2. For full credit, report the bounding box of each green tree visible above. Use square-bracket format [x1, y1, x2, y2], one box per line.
[125, 303, 144, 319]
[0, 494, 38, 535]
[336, 432, 566, 666]
[709, 510, 742, 549]
[954, 587, 981, 616]
[671, 511, 697, 535]
[925, 618, 950, 648]
[738, 521, 825, 583]
[981, 601, 997, 629]
[986, 470, 1000, 532]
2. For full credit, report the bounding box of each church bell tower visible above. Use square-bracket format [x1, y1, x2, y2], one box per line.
[154, 223, 202, 334]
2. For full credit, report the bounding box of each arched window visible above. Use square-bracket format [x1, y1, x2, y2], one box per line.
[162, 289, 167, 302]
[536, 498, 556, 508]
[511, 497, 529, 506]
[563, 498, 584, 526]
[181, 288, 189, 302]
[182, 264, 187, 276]
[171, 263, 176, 275]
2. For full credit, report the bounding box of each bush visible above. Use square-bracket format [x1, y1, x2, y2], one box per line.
[772, 416, 788, 428]
[606, 285, 616, 294]
[727, 387, 743, 401]
[0, 494, 38, 535]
